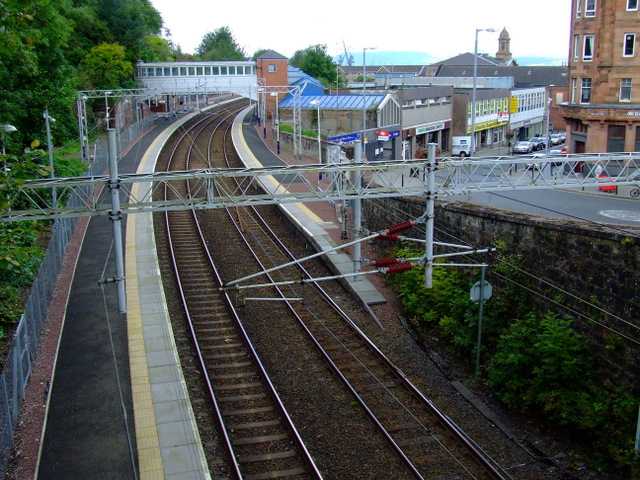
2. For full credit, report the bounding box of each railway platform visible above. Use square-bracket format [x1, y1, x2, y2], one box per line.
[34, 101, 387, 479]
[233, 107, 387, 307]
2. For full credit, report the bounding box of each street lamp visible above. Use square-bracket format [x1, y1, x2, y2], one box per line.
[362, 46, 377, 161]
[471, 28, 498, 156]
[1, 124, 17, 155]
[309, 100, 322, 163]
[43, 110, 57, 205]
[270, 92, 280, 154]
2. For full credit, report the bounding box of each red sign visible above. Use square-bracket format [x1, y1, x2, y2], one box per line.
[377, 130, 390, 141]
[498, 112, 510, 123]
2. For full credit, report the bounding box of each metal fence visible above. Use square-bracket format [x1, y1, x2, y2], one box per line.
[0, 112, 155, 475]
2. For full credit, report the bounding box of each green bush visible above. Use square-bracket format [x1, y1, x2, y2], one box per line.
[386, 242, 640, 473]
[0, 285, 24, 338]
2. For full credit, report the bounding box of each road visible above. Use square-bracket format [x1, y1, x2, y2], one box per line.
[446, 186, 640, 229]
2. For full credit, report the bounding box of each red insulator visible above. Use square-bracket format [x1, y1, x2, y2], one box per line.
[372, 257, 401, 267]
[384, 263, 415, 274]
[377, 234, 400, 242]
[386, 221, 415, 234]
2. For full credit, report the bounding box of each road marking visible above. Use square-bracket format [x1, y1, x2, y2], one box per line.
[599, 210, 640, 222]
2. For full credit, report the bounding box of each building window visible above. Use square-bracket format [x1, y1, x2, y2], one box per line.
[628, 0, 638, 11]
[624, 33, 636, 57]
[583, 35, 594, 61]
[607, 125, 626, 152]
[636, 127, 640, 151]
[620, 78, 632, 101]
[585, 0, 596, 17]
[581, 78, 592, 103]
[268, 64, 277, 73]
[571, 78, 578, 103]
[576, 0, 582, 17]
[573, 35, 580, 61]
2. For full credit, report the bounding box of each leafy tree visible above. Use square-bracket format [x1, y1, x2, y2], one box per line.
[94, 0, 162, 59]
[139, 35, 176, 62]
[196, 27, 246, 60]
[64, 4, 115, 66]
[79, 42, 134, 89]
[290, 44, 338, 88]
[0, 0, 77, 152]
[251, 49, 269, 60]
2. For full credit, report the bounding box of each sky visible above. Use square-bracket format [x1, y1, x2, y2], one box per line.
[150, 0, 571, 63]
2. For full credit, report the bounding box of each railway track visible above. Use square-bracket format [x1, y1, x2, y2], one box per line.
[160, 100, 322, 480]
[153, 101, 541, 479]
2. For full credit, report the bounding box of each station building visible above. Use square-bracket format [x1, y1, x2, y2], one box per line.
[558, 0, 640, 153]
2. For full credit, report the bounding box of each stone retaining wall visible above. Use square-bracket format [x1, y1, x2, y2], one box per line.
[363, 196, 640, 385]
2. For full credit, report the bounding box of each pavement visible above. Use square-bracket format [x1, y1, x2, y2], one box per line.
[36, 119, 176, 479]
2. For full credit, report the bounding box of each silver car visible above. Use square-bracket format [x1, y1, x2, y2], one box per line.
[514, 141, 534, 154]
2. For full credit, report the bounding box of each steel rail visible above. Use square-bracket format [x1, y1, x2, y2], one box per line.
[164, 102, 322, 479]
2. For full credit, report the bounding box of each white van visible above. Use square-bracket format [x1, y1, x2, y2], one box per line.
[452, 136, 471, 157]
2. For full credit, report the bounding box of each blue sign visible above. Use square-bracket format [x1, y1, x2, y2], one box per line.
[328, 132, 361, 145]
[328, 130, 399, 145]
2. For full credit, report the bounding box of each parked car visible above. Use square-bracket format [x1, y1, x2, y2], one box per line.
[528, 137, 545, 150]
[549, 146, 567, 155]
[548, 146, 568, 165]
[558, 132, 566, 142]
[514, 141, 534, 153]
[549, 133, 562, 145]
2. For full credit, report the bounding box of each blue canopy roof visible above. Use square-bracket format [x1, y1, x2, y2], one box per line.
[278, 94, 386, 110]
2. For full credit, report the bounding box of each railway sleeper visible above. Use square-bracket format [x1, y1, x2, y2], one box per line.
[217, 393, 268, 403]
[205, 351, 251, 360]
[210, 371, 258, 380]
[227, 419, 282, 431]
[200, 342, 245, 350]
[207, 360, 253, 370]
[215, 382, 264, 391]
[232, 433, 290, 446]
[224, 405, 275, 416]
[242, 467, 308, 480]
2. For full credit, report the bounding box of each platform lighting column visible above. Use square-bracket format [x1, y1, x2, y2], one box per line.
[44, 110, 56, 206]
[271, 92, 280, 154]
[471, 28, 497, 156]
[310, 100, 322, 163]
[1, 124, 17, 155]
[353, 140, 363, 277]
[362, 47, 376, 161]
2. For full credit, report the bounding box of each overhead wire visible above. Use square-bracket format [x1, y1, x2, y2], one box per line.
[364, 194, 639, 344]
[434, 194, 640, 343]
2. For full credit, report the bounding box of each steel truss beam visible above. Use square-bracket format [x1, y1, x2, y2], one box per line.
[2, 153, 639, 223]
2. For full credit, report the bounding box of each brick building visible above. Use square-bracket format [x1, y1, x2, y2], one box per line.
[559, 0, 640, 153]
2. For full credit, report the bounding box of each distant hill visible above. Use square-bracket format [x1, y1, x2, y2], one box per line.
[516, 55, 568, 66]
[335, 50, 438, 66]
[335, 50, 567, 67]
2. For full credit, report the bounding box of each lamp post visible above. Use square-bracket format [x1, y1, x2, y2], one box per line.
[270, 92, 280, 154]
[471, 28, 498, 156]
[362, 46, 376, 161]
[1, 124, 17, 155]
[43, 110, 57, 205]
[309, 100, 322, 163]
